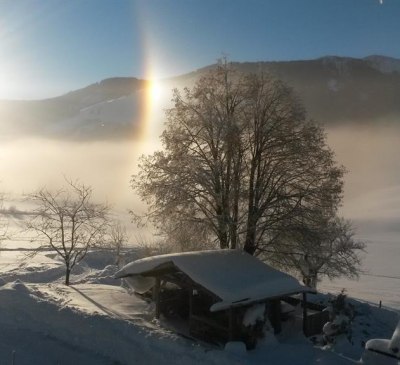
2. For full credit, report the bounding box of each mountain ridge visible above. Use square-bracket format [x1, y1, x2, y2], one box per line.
[0, 55, 399, 140]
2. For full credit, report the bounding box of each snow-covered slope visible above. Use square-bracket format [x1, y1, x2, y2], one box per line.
[48, 94, 144, 139]
[0, 249, 399, 365]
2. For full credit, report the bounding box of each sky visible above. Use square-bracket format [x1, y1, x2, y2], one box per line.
[0, 0, 399, 99]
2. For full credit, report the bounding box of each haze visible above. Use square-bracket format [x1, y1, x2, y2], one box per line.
[0, 0, 399, 307]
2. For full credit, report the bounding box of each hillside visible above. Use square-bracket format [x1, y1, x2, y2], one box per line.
[0, 78, 146, 140]
[0, 55, 399, 140]
[188, 56, 400, 124]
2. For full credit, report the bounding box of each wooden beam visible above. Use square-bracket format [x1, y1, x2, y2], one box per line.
[267, 299, 282, 334]
[189, 285, 193, 317]
[302, 292, 308, 336]
[190, 314, 229, 334]
[188, 284, 194, 334]
[154, 277, 161, 319]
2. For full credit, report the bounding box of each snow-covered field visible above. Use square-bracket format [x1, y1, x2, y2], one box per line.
[0, 249, 399, 365]
[319, 242, 400, 311]
[320, 233, 400, 311]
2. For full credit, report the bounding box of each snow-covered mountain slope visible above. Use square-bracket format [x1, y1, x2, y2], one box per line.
[48, 94, 143, 139]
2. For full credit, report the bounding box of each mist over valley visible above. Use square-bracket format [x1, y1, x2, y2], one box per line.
[1, 55, 400, 307]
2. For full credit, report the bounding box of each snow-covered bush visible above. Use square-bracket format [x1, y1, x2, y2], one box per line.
[323, 290, 355, 344]
[241, 303, 276, 350]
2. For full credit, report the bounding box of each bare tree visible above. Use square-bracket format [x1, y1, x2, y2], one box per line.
[0, 193, 9, 245]
[159, 219, 217, 253]
[269, 215, 365, 288]
[133, 63, 247, 250]
[109, 221, 128, 267]
[131, 61, 357, 282]
[26, 180, 109, 285]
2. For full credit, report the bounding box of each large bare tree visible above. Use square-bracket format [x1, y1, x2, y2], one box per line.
[133, 64, 247, 249]
[132, 62, 361, 281]
[26, 180, 109, 285]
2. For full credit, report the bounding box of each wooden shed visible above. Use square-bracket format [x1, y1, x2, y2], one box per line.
[115, 250, 325, 348]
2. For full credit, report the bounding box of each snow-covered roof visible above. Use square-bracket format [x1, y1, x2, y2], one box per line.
[115, 249, 313, 312]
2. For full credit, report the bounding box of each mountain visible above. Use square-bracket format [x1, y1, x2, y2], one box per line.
[0, 55, 399, 140]
[0, 78, 147, 140]
[204, 56, 400, 125]
[364, 55, 400, 74]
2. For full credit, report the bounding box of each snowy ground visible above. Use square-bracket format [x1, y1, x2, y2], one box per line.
[0, 249, 399, 365]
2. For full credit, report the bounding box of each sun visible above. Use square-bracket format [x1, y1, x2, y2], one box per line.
[137, 77, 166, 141]
[149, 79, 162, 103]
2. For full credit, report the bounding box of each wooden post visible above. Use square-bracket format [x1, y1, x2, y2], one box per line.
[302, 292, 308, 336]
[189, 285, 193, 334]
[228, 308, 234, 341]
[153, 277, 161, 319]
[267, 299, 282, 334]
[274, 300, 282, 334]
[189, 287, 193, 315]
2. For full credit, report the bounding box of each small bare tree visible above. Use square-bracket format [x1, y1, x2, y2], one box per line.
[270, 215, 365, 288]
[26, 180, 109, 285]
[109, 221, 128, 267]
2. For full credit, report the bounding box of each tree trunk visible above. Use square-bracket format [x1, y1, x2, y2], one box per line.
[244, 209, 258, 255]
[214, 173, 229, 249]
[219, 227, 229, 249]
[244, 151, 258, 255]
[65, 266, 71, 286]
[216, 207, 229, 249]
[230, 153, 241, 250]
[303, 273, 318, 289]
[244, 227, 257, 255]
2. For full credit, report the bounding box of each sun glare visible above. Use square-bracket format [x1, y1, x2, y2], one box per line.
[149, 79, 162, 103]
[138, 74, 168, 143]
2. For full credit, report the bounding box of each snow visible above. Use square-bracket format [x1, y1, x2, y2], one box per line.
[319, 234, 400, 311]
[365, 319, 400, 360]
[393, 320, 400, 351]
[0, 248, 399, 364]
[0, 280, 218, 365]
[48, 94, 142, 136]
[224, 341, 247, 355]
[243, 304, 266, 327]
[116, 249, 312, 312]
[124, 275, 156, 294]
